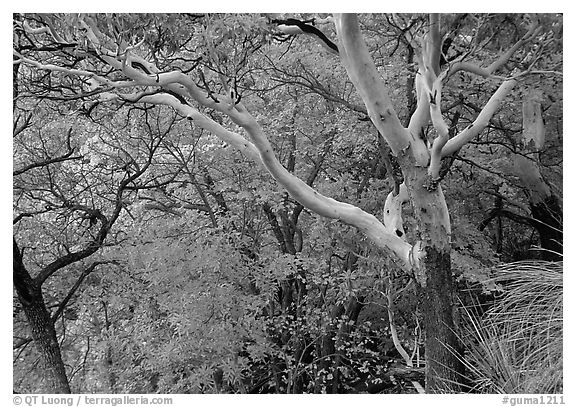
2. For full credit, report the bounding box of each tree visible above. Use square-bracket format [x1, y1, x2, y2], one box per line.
[14, 13, 561, 392]
[13, 49, 181, 390]
[511, 91, 562, 260]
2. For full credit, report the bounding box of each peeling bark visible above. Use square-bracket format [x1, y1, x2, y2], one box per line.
[383, 182, 409, 238]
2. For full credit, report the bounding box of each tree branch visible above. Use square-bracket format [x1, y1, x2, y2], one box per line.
[479, 208, 537, 231]
[446, 18, 541, 80]
[14, 129, 81, 176]
[428, 74, 449, 179]
[334, 14, 417, 159]
[51, 261, 119, 323]
[441, 79, 517, 157]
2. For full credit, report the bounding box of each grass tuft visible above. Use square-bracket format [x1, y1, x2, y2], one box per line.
[457, 260, 562, 394]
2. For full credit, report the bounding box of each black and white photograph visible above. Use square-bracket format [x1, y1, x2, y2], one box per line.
[12, 11, 564, 402]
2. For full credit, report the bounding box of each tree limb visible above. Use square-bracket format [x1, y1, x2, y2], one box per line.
[446, 18, 541, 80]
[478, 208, 537, 230]
[428, 74, 449, 179]
[441, 78, 517, 157]
[334, 14, 418, 159]
[51, 261, 119, 323]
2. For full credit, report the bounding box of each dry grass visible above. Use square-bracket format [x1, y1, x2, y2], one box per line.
[457, 260, 563, 393]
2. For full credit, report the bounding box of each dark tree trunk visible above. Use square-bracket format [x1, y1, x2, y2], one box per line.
[330, 294, 364, 393]
[13, 241, 71, 394]
[530, 194, 562, 261]
[314, 294, 364, 394]
[416, 247, 463, 392]
[315, 303, 342, 393]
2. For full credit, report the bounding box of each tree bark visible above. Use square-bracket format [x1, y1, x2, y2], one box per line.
[401, 165, 464, 393]
[13, 241, 71, 393]
[415, 247, 463, 392]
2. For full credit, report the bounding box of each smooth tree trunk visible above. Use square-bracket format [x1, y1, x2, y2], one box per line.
[514, 91, 562, 261]
[14, 242, 71, 393]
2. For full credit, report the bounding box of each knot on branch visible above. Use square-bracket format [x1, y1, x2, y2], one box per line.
[409, 241, 426, 287]
[429, 89, 438, 105]
[423, 176, 441, 192]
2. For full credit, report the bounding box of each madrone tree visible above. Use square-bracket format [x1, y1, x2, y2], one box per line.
[13, 13, 559, 392]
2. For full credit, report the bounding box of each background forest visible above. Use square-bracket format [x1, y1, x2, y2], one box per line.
[13, 13, 562, 394]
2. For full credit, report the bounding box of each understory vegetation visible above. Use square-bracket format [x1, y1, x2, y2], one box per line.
[458, 260, 563, 394]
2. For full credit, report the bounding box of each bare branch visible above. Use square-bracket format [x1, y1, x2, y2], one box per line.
[334, 14, 415, 158]
[14, 53, 135, 90]
[441, 78, 517, 157]
[446, 18, 541, 80]
[51, 261, 120, 323]
[120, 92, 261, 162]
[428, 75, 449, 178]
[14, 130, 81, 176]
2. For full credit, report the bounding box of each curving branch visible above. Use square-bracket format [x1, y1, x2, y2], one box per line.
[445, 18, 541, 80]
[407, 70, 432, 140]
[272, 18, 339, 55]
[105, 86, 413, 267]
[13, 128, 81, 176]
[232, 107, 413, 268]
[441, 78, 517, 157]
[124, 91, 413, 269]
[405, 16, 440, 144]
[428, 74, 449, 179]
[334, 14, 421, 160]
